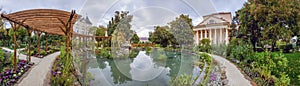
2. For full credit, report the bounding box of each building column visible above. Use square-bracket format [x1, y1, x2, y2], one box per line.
[205, 30, 207, 38]
[209, 29, 212, 44]
[220, 28, 223, 44]
[225, 28, 229, 44]
[200, 30, 203, 40]
[214, 28, 217, 44]
[196, 30, 199, 45]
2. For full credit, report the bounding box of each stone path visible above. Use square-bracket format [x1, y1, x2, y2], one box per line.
[211, 54, 252, 86]
[18, 52, 60, 86]
[1, 47, 60, 86]
[1, 47, 41, 64]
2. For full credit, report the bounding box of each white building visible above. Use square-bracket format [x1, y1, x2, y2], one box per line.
[193, 12, 232, 45]
[74, 16, 93, 35]
[139, 37, 149, 43]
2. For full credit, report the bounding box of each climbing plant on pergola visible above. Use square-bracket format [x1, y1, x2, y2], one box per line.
[0, 9, 78, 72]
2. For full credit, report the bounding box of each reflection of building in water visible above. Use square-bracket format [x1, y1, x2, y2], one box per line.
[193, 12, 232, 45]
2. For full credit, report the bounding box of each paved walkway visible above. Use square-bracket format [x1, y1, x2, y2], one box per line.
[1, 47, 41, 64]
[18, 52, 60, 86]
[211, 54, 252, 86]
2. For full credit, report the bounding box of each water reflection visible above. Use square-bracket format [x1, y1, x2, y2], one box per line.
[86, 50, 197, 86]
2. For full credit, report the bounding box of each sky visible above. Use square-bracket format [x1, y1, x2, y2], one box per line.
[0, 0, 246, 37]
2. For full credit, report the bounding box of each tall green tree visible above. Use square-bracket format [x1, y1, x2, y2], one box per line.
[148, 26, 176, 47]
[237, 0, 300, 51]
[168, 14, 194, 49]
[130, 33, 139, 44]
[107, 11, 130, 36]
[238, 3, 262, 51]
[229, 13, 240, 39]
[111, 11, 134, 48]
[107, 11, 132, 47]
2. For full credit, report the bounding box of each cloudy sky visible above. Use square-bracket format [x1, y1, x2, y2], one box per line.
[0, 0, 246, 37]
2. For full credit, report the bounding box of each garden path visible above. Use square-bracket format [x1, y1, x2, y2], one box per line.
[18, 52, 60, 86]
[1, 47, 41, 64]
[211, 54, 252, 86]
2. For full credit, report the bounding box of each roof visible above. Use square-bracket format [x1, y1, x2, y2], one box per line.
[194, 12, 232, 28]
[85, 16, 92, 25]
[202, 12, 231, 18]
[0, 9, 79, 36]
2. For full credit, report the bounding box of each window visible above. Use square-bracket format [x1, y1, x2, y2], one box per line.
[209, 20, 215, 24]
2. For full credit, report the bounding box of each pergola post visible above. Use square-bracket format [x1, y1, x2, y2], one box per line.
[46, 33, 48, 52]
[37, 32, 41, 56]
[27, 29, 32, 62]
[9, 22, 20, 72]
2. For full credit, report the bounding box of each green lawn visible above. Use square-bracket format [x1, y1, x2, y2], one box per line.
[283, 52, 300, 85]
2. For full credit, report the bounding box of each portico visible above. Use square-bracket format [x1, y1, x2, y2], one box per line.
[193, 12, 231, 45]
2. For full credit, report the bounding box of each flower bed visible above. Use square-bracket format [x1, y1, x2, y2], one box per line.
[21, 46, 60, 58]
[0, 60, 32, 85]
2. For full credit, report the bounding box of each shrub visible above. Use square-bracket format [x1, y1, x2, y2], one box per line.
[251, 51, 289, 85]
[278, 44, 293, 53]
[226, 37, 240, 56]
[212, 44, 227, 57]
[0, 49, 4, 62]
[40, 50, 47, 56]
[200, 53, 212, 66]
[229, 44, 253, 62]
[170, 74, 193, 86]
[0, 49, 5, 69]
[196, 39, 212, 53]
[200, 39, 210, 45]
[96, 48, 111, 58]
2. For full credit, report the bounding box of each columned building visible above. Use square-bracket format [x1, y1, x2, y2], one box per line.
[193, 12, 232, 45]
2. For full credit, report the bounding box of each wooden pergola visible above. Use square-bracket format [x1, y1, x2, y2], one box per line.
[0, 9, 78, 72]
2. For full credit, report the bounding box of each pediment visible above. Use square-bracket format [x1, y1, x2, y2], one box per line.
[198, 16, 229, 26]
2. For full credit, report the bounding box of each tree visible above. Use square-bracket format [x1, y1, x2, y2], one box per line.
[237, 2, 262, 51]
[95, 26, 106, 48]
[111, 11, 134, 49]
[148, 26, 176, 47]
[130, 33, 139, 44]
[0, 15, 7, 46]
[107, 11, 132, 47]
[107, 11, 129, 36]
[168, 14, 194, 49]
[229, 13, 240, 39]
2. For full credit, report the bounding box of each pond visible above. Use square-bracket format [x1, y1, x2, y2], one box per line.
[79, 49, 203, 86]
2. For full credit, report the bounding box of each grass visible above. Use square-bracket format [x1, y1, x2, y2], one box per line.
[282, 52, 300, 85]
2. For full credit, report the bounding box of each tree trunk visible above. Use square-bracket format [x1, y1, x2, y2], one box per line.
[251, 37, 257, 52]
[271, 40, 276, 52]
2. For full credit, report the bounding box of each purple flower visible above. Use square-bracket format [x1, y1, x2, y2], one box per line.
[13, 75, 18, 79]
[52, 71, 57, 75]
[210, 73, 217, 81]
[10, 79, 16, 83]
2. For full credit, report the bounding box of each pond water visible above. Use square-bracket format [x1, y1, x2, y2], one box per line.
[81, 49, 201, 86]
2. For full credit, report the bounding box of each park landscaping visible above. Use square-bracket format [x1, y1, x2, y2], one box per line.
[0, 0, 299, 85]
[0, 49, 32, 86]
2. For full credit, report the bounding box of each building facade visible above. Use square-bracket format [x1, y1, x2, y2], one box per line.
[74, 16, 93, 35]
[193, 12, 232, 45]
